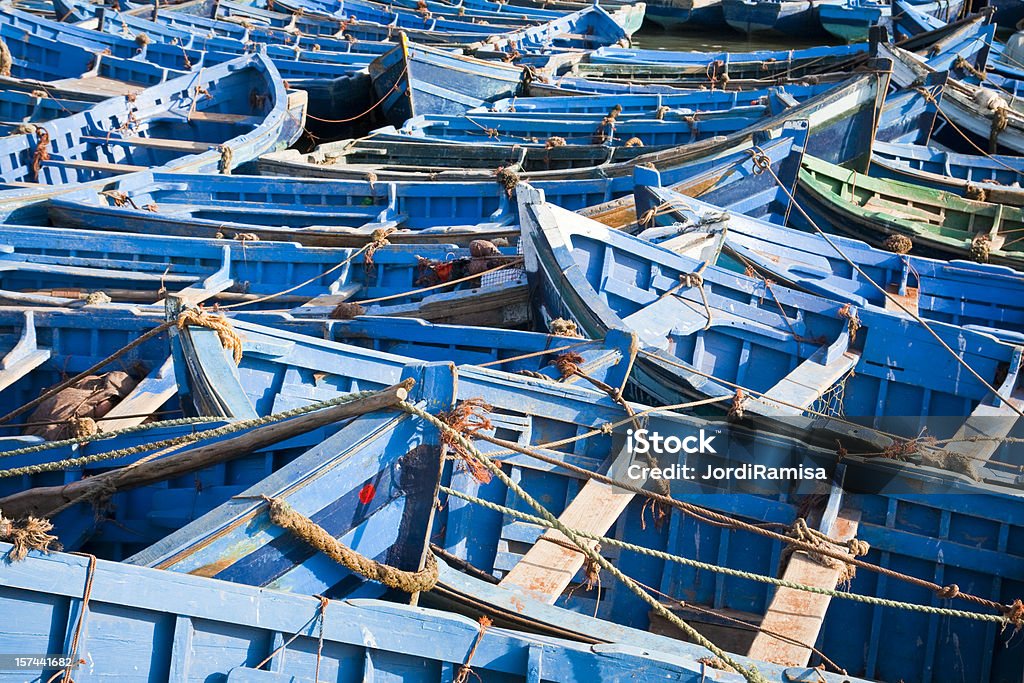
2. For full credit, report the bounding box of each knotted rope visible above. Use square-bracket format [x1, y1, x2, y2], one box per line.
[882, 233, 913, 254]
[261, 495, 438, 592]
[838, 303, 861, 343]
[549, 318, 581, 337]
[176, 309, 243, 363]
[219, 145, 234, 174]
[31, 128, 50, 181]
[453, 616, 492, 683]
[0, 38, 11, 77]
[439, 399, 494, 484]
[970, 234, 991, 263]
[0, 510, 60, 561]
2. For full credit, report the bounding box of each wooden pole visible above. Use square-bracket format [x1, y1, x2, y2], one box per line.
[0, 381, 413, 520]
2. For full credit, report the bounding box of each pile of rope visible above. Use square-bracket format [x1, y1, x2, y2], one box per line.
[439, 398, 494, 484]
[882, 233, 913, 254]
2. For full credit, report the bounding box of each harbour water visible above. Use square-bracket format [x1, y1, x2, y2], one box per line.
[631, 25, 839, 50]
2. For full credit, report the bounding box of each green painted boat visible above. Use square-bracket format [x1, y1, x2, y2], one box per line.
[795, 154, 1024, 269]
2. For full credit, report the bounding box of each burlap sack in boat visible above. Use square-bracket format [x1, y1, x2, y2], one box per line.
[23, 371, 137, 441]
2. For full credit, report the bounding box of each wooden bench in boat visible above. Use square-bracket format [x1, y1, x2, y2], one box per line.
[42, 159, 148, 174]
[0, 311, 51, 394]
[81, 135, 215, 153]
[747, 465, 860, 666]
[96, 356, 177, 432]
[498, 443, 641, 603]
[755, 335, 860, 414]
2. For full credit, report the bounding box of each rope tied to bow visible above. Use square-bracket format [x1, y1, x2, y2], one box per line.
[883, 234, 913, 254]
[439, 399, 494, 484]
[0, 511, 61, 561]
[364, 227, 394, 270]
[970, 234, 991, 263]
[453, 616, 492, 683]
[727, 389, 746, 420]
[176, 309, 243, 364]
[495, 167, 519, 197]
[624, 137, 643, 147]
[551, 352, 585, 378]
[261, 495, 439, 592]
[0, 38, 11, 77]
[837, 303, 861, 343]
[31, 128, 51, 181]
[219, 145, 234, 174]
[549, 318, 581, 337]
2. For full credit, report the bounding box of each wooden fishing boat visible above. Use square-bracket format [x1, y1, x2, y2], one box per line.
[0, 543, 869, 683]
[257, 69, 887, 184]
[46, 170, 536, 246]
[642, 0, 725, 29]
[722, 0, 841, 36]
[479, 83, 829, 115]
[368, 32, 531, 124]
[0, 224, 524, 316]
[0, 310, 634, 554]
[871, 140, 1024, 206]
[579, 123, 806, 232]
[796, 153, 1024, 269]
[0, 307, 177, 439]
[893, 0, 948, 38]
[580, 43, 867, 81]
[0, 52, 297, 185]
[377, 105, 773, 149]
[634, 172, 1024, 339]
[818, 0, 889, 43]
[518, 183, 1024, 438]
[113, 319, 1024, 681]
[880, 38, 1024, 154]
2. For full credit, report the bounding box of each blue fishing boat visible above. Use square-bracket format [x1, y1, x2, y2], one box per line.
[871, 140, 1024, 206]
[379, 105, 773, 149]
[583, 43, 867, 80]
[110, 315, 1024, 682]
[0, 52, 297, 185]
[518, 183, 1024, 438]
[0, 310, 634, 555]
[818, 0, 889, 43]
[893, 0, 947, 37]
[0, 307, 176, 440]
[0, 224, 523, 315]
[258, 69, 886, 184]
[722, 0, 841, 36]
[643, 0, 725, 29]
[368, 32, 528, 124]
[480, 82, 831, 115]
[0, 542, 877, 683]
[47, 170, 531, 245]
[634, 170, 1024, 339]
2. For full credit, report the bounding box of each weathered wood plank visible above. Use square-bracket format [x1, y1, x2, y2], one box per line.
[498, 446, 637, 603]
[746, 506, 861, 667]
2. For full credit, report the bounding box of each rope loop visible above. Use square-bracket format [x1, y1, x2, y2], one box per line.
[176, 309, 243, 364]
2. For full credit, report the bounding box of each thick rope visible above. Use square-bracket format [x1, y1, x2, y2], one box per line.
[438, 487, 1016, 626]
[396, 401, 769, 683]
[261, 495, 438, 592]
[176, 310, 243, 363]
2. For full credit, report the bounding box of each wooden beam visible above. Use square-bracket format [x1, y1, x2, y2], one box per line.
[746, 506, 861, 667]
[0, 380, 413, 520]
[95, 356, 177, 432]
[498, 445, 638, 603]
